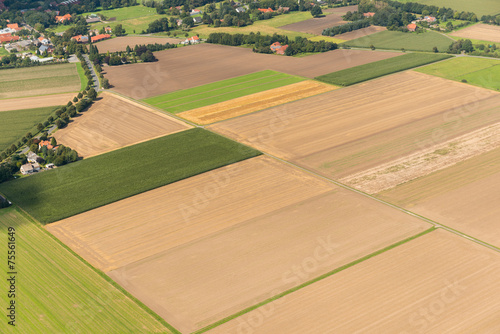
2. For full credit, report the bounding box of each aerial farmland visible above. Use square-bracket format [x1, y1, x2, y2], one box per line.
[1, 0, 500, 332]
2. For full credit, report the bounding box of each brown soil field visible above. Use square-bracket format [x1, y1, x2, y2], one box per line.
[95, 36, 182, 53]
[279, 10, 348, 35]
[450, 23, 500, 43]
[378, 145, 500, 249]
[334, 25, 387, 40]
[53, 92, 190, 157]
[48, 155, 429, 333]
[210, 229, 500, 334]
[178, 80, 336, 125]
[104, 43, 400, 99]
[0, 93, 76, 111]
[208, 71, 500, 187]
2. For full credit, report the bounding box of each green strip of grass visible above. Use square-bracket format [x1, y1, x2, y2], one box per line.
[0, 206, 176, 333]
[0, 128, 261, 224]
[194, 227, 437, 334]
[75, 62, 87, 90]
[316, 53, 452, 86]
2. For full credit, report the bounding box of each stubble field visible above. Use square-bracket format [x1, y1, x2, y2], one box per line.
[334, 25, 387, 40]
[104, 43, 400, 98]
[53, 93, 190, 157]
[209, 229, 500, 333]
[209, 71, 500, 192]
[279, 6, 357, 35]
[95, 36, 181, 53]
[0, 93, 76, 111]
[47, 156, 430, 333]
[450, 24, 500, 43]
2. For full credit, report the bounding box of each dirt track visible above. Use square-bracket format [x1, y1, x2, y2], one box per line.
[209, 229, 500, 333]
[105, 44, 400, 98]
[53, 93, 190, 157]
[95, 36, 182, 53]
[450, 23, 500, 43]
[0, 93, 76, 111]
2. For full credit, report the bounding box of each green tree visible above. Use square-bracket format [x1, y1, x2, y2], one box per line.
[50, 137, 57, 147]
[311, 5, 323, 18]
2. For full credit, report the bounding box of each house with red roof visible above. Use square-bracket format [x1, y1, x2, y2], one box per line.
[270, 41, 282, 51]
[0, 34, 19, 43]
[91, 34, 111, 42]
[363, 12, 375, 18]
[407, 23, 417, 32]
[6, 23, 21, 30]
[55, 14, 71, 23]
[38, 140, 54, 150]
[181, 35, 200, 44]
[258, 7, 274, 13]
[276, 45, 288, 55]
[71, 35, 89, 43]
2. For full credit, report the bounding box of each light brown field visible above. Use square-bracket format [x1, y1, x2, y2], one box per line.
[279, 6, 355, 35]
[48, 155, 430, 333]
[335, 25, 387, 40]
[178, 80, 336, 125]
[450, 23, 500, 43]
[105, 43, 400, 98]
[209, 229, 500, 334]
[0, 93, 76, 111]
[95, 36, 181, 53]
[208, 71, 500, 189]
[53, 92, 190, 157]
[378, 146, 500, 249]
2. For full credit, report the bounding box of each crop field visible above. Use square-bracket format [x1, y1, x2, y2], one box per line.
[54, 93, 190, 157]
[0, 106, 59, 152]
[143, 70, 305, 114]
[209, 229, 500, 333]
[396, 0, 500, 17]
[209, 71, 500, 191]
[0, 128, 260, 224]
[93, 36, 181, 53]
[416, 56, 500, 91]
[450, 24, 500, 44]
[345, 30, 454, 52]
[0, 93, 76, 112]
[0, 207, 172, 333]
[378, 145, 500, 249]
[279, 6, 358, 35]
[105, 43, 400, 98]
[178, 80, 336, 125]
[47, 156, 430, 333]
[334, 25, 386, 40]
[316, 52, 450, 86]
[0, 64, 81, 98]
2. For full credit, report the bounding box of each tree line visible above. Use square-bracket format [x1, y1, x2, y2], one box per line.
[322, 19, 370, 36]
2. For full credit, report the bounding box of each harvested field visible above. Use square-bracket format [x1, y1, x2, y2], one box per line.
[208, 71, 500, 187]
[95, 36, 181, 53]
[104, 43, 400, 98]
[378, 145, 500, 249]
[279, 8, 350, 35]
[450, 24, 500, 43]
[178, 80, 336, 125]
[48, 156, 430, 333]
[209, 229, 500, 333]
[0, 63, 81, 98]
[0, 93, 76, 112]
[53, 93, 190, 157]
[334, 25, 386, 40]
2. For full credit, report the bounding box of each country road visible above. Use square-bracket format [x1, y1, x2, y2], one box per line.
[83, 54, 101, 92]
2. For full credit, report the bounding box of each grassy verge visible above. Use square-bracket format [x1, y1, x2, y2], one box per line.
[143, 70, 305, 113]
[0, 128, 261, 224]
[344, 30, 454, 52]
[0, 206, 176, 333]
[75, 62, 87, 90]
[316, 52, 452, 86]
[416, 56, 500, 91]
[0, 106, 60, 152]
[194, 227, 437, 333]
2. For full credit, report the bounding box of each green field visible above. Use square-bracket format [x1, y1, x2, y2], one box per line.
[0, 47, 9, 56]
[395, 0, 500, 17]
[143, 70, 305, 113]
[416, 56, 500, 91]
[344, 30, 454, 52]
[0, 206, 174, 333]
[75, 62, 87, 90]
[0, 106, 59, 153]
[316, 53, 451, 86]
[0, 129, 260, 224]
[0, 64, 81, 98]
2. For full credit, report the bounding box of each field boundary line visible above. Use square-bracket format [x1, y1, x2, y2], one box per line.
[6, 203, 182, 334]
[192, 227, 437, 334]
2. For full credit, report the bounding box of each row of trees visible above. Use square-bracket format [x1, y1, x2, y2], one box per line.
[322, 19, 370, 36]
[481, 15, 500, 26]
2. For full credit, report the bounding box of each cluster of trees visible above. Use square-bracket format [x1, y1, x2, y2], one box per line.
[322, 19, 370, 36]
[203, 2, 253, 27]
[144, 17, 171, 33]
[38, 143, 79, 166]
[448, 39, 474, 54]
[0, 54, 61, 69]
[481, 15, 500, 25]
[207, 32, 337, 56]
[0, 159, 19, 184]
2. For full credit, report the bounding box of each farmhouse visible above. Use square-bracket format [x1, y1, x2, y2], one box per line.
[6, 23, 22, 31]
[27, 151, 44, 163]
[190, 9, 202, 15]
[71, 35, 89, 43]
[424, 16, 437, 23]
[0, 34, 19, 43]
[363, 12, 375, 17]
[20, 163, 40, 175]
[39, 44, 53, 53]
[38, 36, 50, 45]
[193, 17, 202, 24]
[0, 27, 16, 35]
[270, 41, 282, 51]
[55, 14, 71, 22]
[39, 140, 55, 150]
[13, 39, 33, 50]
[86, 14, 100, 23]
[407, 23, 417, 32]
[91, 34, 111, 42]
[181, 36, 200, 44]
[276, 45, 289, 55]
[235, 7, 246, 13]
[258, 7, 274, 13]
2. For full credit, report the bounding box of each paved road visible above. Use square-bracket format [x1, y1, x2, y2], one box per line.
[82, 54, 101, 92]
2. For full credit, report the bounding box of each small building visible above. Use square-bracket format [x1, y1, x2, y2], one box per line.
[278, 6, 290, 12]
[363, 12, 375, 18]
[55, 14, 71, 23]
[193, 16, 202, 24]
[258, 8, 274, 13]
[270, 41, 282, 51]
[46, 163, 56, 169]
[91, 34, 111, 42]
[86, 17, 100, 23]
[38, 36, 50, 45]
[39, 44, 53, 53]
[27, 151, 43, 163]
[105, 26, 112, 33]
[20, 163, 40, 175]
[190, 9, 202, 16]
[424, 16, 437, 23]
[14, 39, 32, 50]
[181, 36, 200, 44]
[276, 45, 288, 55]
[71, 35, 88, 43]
[38, 140, 54, 150]
[235, 7, 246, 13]
[407, 23, 417, 32]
